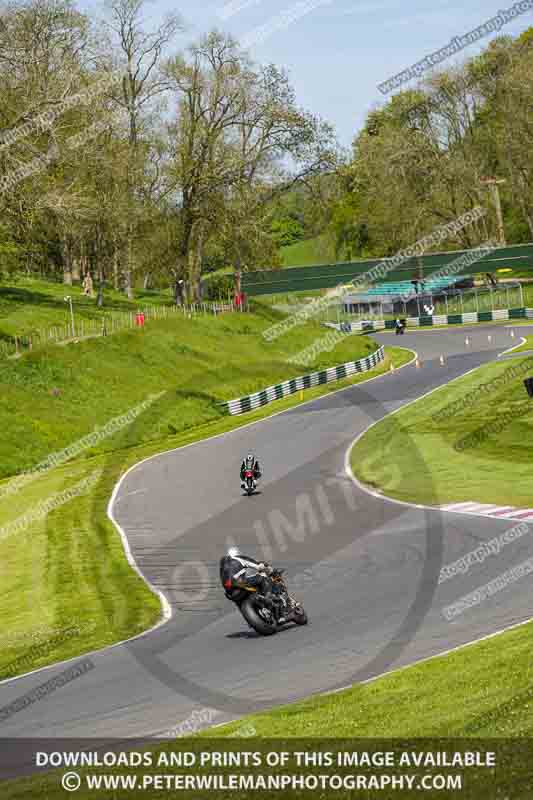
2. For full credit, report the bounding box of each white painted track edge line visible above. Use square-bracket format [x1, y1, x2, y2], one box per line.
[441, 502, 478, 511]
[498, 337, 526, 357]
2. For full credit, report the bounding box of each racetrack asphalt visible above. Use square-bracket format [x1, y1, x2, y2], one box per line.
[2, 323, 533, 759]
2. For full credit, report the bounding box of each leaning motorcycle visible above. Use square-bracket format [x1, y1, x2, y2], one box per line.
[220, 554, 308, 636]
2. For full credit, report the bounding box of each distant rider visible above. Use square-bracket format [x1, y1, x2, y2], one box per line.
[240, 452, 262, 489]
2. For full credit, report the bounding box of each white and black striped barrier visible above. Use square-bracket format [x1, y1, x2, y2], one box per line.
[331, 307, 532, 334]
[224, 346, 385, 416]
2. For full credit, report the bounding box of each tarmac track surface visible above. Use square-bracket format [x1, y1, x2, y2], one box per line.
[2, 324, 533, 755]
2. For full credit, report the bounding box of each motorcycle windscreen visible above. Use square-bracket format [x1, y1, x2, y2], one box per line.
[219, 556, 244, 588]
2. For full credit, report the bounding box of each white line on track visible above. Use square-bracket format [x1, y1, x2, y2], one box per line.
[498, 337, 526, 357]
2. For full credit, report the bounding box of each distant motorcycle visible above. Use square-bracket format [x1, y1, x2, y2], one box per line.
[220, 552, 308, 636]
[395, 319, 406, 336]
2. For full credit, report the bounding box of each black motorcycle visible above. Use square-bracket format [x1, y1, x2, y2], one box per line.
[220, 553, 308, 636]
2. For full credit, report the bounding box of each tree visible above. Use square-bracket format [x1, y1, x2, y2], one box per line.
[165, 31, 337, 301]
[103, 0, 182, 297]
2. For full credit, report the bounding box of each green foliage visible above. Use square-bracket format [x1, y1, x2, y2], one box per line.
[202, 270, 235, 300]
[330, 193, 369, 260]
[270, 216, 305, 248]
[0, 224, 23, 276]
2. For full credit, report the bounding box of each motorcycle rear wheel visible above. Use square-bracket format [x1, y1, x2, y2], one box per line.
[240, 595, 277, 635]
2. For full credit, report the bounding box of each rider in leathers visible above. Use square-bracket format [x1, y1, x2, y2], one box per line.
[240, 453, 262, 489]
[221, 551, 284, 619]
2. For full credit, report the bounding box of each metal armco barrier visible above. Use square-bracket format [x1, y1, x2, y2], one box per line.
[225, 346, 385, 415]
[328, 307, 530, 334]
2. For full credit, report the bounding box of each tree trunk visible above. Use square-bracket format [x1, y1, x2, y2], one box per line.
[71, 255, 80, 283]
[97, 265, 105, 307]
[79, 240, 87, 279]
[94, 224, 105, 306]
[125, 227, 134, 300]
[186, 226, 205, 303]
[113, 247, 120, 291]
[63, 239, 72, 285]
[173, 269, 184, 305]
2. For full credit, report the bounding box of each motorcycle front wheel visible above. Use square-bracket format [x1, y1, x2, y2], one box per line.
[240, 595, 277, 635]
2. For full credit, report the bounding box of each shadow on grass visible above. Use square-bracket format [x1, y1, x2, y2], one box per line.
[0, 285, 172, 321]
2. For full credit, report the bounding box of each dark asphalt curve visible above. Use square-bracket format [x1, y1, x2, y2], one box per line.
[2, 323, 533, 748]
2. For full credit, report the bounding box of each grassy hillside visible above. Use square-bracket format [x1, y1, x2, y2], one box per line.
[280, 234, 337, 267]
[0, 276, 172, 341]
[0, 303, 379, 480]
